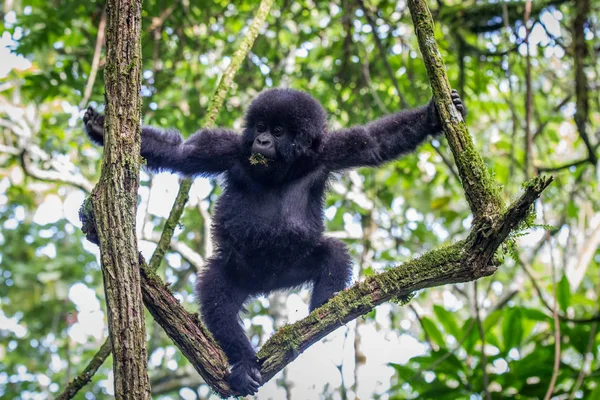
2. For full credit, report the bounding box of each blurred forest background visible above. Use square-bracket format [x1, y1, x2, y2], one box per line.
[1, 0, 599, 399]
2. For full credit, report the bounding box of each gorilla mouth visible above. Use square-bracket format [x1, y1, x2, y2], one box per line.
[249, 153, 271, 166]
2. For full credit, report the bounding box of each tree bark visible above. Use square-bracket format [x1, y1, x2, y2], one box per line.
[90, 0, 151, 397]
[408, 0, 503, 218]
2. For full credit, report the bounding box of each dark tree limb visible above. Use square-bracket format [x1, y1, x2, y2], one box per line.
[86, 0, 151, 397]
[139, 263, 231, 396]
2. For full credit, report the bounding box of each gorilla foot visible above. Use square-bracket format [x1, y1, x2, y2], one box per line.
[228, 360, 262, 396]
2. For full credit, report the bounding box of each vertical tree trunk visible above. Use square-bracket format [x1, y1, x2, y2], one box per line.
[91, 0, 150, 398]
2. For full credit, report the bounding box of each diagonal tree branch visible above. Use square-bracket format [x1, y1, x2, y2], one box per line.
[79, 10, 106, 109]
[55, 340, 112, 400]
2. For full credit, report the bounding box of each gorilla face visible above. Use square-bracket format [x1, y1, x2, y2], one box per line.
[250, 120, 289, 160]
[244, 88, 327, 164]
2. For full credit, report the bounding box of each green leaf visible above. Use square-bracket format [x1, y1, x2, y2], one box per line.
[433, 305, 461, 338]
[589, 385, 600, 400]
[557, 274, 571, 312]
[502, 308, 523, 351]
[421, 316, 446, 348]
[566, 200, 578, 219]
[431, 196, 451, 210]
[483, 310, 502, 332]
[518, 306, 551, 322]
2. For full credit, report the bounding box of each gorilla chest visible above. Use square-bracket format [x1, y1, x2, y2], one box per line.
[215, 175, 326, 251]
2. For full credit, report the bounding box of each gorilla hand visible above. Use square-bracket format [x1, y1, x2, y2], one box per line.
[83, 106, 105, 146]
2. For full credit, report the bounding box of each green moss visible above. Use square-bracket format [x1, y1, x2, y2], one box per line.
[249, 153, 270, 166]
[456, 146, 503, 208]
[391, 292, 416, 305]
[257, 323, 303, 359]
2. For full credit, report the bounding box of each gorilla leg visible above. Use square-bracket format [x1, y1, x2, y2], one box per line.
[196, 260, 260, 396]
[308, 238, 353, 311]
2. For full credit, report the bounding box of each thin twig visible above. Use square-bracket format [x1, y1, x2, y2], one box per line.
[473, 281, 491, 400]
[520, 260, 600, 323]
[537, 158, 590, 172]
[532, 95, 572, 141]
[55, 339, 112, 400]
[523, 0, 534, 178]
[431, 141, 461, 183]
[573, 0, 597, 165]
[502, 3, 520, 180]
[542, 210, 561, 400]
[79, 11, 106, 109]
[357, 0, 409, 109]
[20, 149, 95, 193]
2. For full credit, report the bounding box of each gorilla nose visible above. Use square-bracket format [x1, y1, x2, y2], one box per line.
[256, 136, 272, 147]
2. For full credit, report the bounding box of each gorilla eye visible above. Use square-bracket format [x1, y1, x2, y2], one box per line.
[256, 122, 267, 133]
[273, 126, 284, 137]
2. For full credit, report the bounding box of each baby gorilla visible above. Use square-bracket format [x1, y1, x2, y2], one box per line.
[83, 88, 465, 396]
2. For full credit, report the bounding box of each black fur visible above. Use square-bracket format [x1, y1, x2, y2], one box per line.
[83, 88, 465, 396]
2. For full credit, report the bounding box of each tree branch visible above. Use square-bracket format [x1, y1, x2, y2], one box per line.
[408, 0, 504, 218]
[89, 0, 151, 397]
[357, 0, 409, 109]
[79, 10, 106, 109]
[573, 0, 597, 165]
[20, 149, 95, 193]
[55, 340, 112, 400]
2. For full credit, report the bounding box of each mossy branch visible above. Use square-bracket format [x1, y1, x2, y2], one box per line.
[408, 0, 503, 218]
[148, 0, 274, 272]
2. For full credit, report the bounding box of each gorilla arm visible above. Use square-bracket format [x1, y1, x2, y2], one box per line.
[83, 107, 241, 176]
[321, 91, 465, 171]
